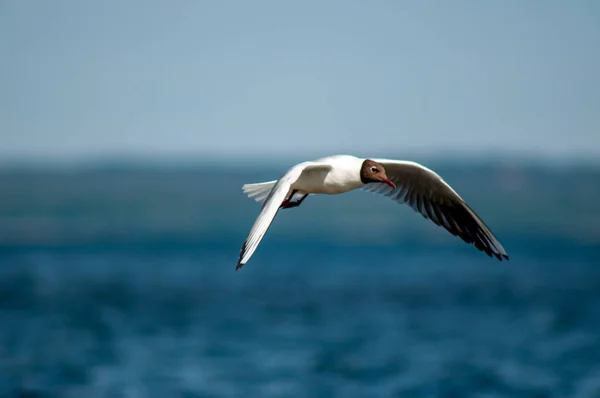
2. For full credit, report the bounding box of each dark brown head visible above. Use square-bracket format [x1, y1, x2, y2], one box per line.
[360, 159, 396, 189]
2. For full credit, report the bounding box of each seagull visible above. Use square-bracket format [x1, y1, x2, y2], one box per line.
[237, 155, 508, 270]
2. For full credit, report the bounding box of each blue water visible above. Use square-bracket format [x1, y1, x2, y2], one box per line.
[1, 162, 599, 397]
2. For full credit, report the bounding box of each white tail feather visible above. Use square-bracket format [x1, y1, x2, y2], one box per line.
[242, 181, 277, 203]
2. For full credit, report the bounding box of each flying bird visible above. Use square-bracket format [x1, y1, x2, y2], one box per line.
[237, 155, 508, 270]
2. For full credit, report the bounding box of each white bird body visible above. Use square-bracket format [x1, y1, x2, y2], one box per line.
[237, 155, 508, 269]
[291, 155, 365, 195]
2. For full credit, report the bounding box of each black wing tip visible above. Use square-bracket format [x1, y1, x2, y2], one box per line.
[490, 251, 510, 261]
[236, 242, 248, 270]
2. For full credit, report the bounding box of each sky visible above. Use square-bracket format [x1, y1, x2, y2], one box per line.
[1, 1, 599, 164]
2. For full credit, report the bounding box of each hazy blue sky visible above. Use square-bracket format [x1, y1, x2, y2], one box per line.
[1, 1, 599, 163]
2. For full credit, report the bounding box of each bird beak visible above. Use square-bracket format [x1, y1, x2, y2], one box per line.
[382, 179, 396, 189]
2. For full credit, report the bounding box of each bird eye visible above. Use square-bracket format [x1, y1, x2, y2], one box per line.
[370, 166, 378, 173]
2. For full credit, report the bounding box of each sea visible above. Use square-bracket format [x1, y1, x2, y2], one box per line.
[0, 159, 599, 398]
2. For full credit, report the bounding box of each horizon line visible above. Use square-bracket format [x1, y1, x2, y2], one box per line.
[1, 149, 599, 171]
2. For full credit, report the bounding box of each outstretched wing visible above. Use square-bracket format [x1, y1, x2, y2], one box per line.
[237, 178, 291, 269]
[364, 159, 509, 261]
[236, 162, 331, 269]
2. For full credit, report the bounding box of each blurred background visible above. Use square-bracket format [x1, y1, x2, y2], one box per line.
[1, 1, 600, 397]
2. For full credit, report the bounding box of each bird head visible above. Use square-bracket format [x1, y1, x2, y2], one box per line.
[360, 160, 396, 189]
